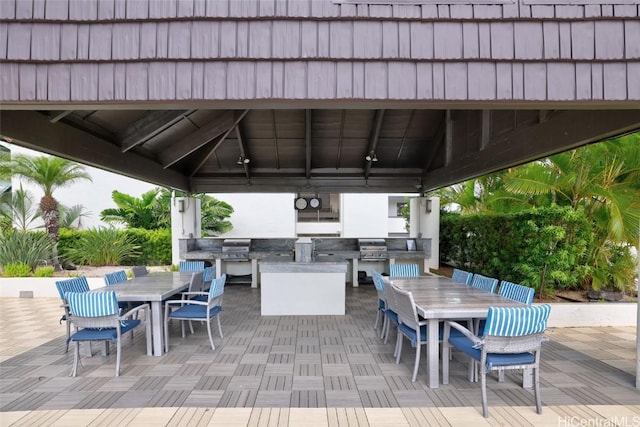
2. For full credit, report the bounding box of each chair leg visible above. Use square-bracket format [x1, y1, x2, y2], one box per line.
[206, 318, 215, 351]
[481, 367, 489, 418]
[216, 315, 223, 338]
[381, 316, 387, 340]
[115, 338, 121, 377]
[384, 321, 391, 344]
[71, 341, 80, 377]
[534, 366, 542, 414]
[65, 319, 71, 353]
[411, 343, 420, 382]
[189, 320, 195, 335]
[395, 333, 402, 363]
[374, 310, 381, 330]
[164, 313, 170, 354]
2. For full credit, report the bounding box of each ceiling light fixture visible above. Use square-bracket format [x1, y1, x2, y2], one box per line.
[365, 152, 378, 162]
[237, 155, 250, 165]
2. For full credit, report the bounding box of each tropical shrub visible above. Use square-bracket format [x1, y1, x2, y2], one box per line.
[3, 262, 32, 277]
[121, 228, 172, 265]
[0, 230, 53, 272]
[440, 206, 593, 298]
[61, 227, 140, 266]
[34, 265, 55, 277]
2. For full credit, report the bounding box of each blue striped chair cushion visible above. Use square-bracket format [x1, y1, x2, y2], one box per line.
[389, 264, 419, 277]
[104, 270, 128, 285]
[70, 319, 141, 342]
[193, 274, 227, 302]
[483, 305, 551, 337]
[498, 281, 535, 305]
[67, 291, 120, 317]
[372, 272, 385, 291]
[451, 269, 473, 285]
[55, 276, 90, 300]
[470, 274, 499, 293]
[179, 261, 205, 272]
[169, 305, 222, 319]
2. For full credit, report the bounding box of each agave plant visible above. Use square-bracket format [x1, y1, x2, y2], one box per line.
[0, 230, 54, 272]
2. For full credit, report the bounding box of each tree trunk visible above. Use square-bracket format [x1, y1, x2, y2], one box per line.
[40, 195, 61, 269]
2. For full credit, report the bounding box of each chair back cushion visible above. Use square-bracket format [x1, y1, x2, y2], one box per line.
[104, 270, 128, 286]
[203, 266, 216, 283]
[451, 269, 473, 285]
[67, 291, 120, 317]
[470, 274, 499, 293]
[483, 304, 551, 337]
[179, 261, 205, 272]
[498, 281, 535, 305]
[371, 271, 385, 292]
[55, 276, 90, 301]
[389, 263, 419, 277]
[209, 274, 227, 299]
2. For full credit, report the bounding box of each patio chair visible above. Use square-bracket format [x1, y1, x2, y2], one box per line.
[192, 266, 216, 302]
[392, 284, 443, 382]
[498, 281, 535, 305]
[442, 304, 551, 418]
[470, 274, 498, 293]
[131, 266, 149, 277]
[104, 269, 136, 313]
[179, 260, 205, 272]
[389, 263, 420, 277]
[55, 276, 90, 353]
[65, 290, 150, 377]
[380, 276, 399, 346]
[371, 271, 386, 331]
[164, 273, 227, 352]
[451, 268, 473, 285]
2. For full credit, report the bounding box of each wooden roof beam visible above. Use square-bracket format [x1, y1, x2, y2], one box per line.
[120, 110, 195, 153]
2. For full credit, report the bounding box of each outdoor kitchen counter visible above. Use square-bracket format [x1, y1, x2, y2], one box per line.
[259, 261, 348, 315]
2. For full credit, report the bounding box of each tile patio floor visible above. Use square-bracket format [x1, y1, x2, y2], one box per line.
[1, 284, 639, 426]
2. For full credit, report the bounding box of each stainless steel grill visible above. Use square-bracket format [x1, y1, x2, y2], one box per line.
[221, 239, 251, 261]
[358, 238, 388, 261]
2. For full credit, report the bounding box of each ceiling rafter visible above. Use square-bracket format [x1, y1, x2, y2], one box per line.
[120, 110, 195, 153]
[394, 110, 416, 167]
[161, 111, 235, 168]
[364, 109, 385, 180]
[335, 110, 345, 169]
[190, 109, 250, 177]
[271, 110, 280, 170]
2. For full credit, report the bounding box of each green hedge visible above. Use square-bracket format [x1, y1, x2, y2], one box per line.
[440, 206, 593, 297]
[59, 228, 171, 266]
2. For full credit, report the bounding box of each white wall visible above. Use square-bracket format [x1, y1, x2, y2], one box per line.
[215, 193, 296, 237]
[4, 143, 156, 229]
[341, 194, 389, 237]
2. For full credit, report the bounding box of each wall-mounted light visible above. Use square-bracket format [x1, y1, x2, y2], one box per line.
[365, 151, 378, 162]
[236, 155, 250, 165]
[425, 199, 432, 213]
[178, 199, 185, 213]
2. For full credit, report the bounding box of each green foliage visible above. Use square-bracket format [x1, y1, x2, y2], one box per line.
[58, 227, 171, 266]
[34, 265, 55, 277]
[440, 206, 593, 298]
[3, 262, 31, 277]
[0, 184, 42, 231]
[170, 264, 179, 272]
[60, 227, 140, 266]
[101, 188, 234, 235]
[0, 230, 53, 271]
[120, 228, 172, 265]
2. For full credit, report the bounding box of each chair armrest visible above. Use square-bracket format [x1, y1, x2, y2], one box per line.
[445, 320, 482, 345]
[182, 291, 207, 296]
[121, 303, 149, 319]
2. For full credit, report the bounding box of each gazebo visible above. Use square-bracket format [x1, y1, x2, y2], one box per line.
[0, 0, 638, 384]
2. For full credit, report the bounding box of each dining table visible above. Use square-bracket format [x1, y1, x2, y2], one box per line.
[388, 274, 526, 389]
[94, 272, 193, 356]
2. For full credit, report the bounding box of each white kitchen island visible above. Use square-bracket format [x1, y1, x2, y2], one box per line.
[259, 261, 348, 315]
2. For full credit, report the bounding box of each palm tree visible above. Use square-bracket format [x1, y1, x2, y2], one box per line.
[100, 188, 163, 229]
[0, 184, 42, 231]
[157, 188, 234, 235]
[1, 154, 92, 267]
